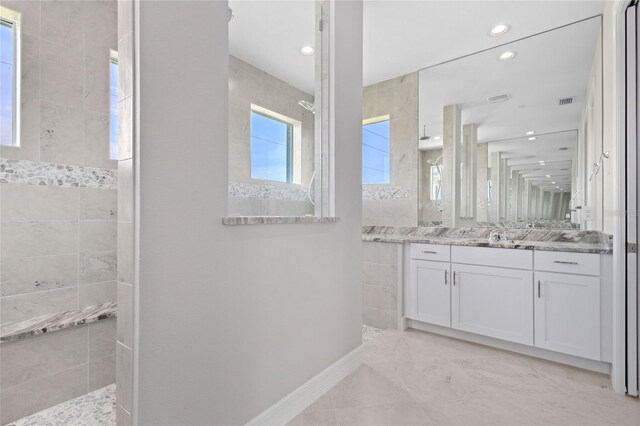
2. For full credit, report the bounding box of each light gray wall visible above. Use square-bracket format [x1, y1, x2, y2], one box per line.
[362, 73, 418, 227]
[135, 1, 362, 424]
[228, 56, 314, 217]
[0, 1, 118, 422]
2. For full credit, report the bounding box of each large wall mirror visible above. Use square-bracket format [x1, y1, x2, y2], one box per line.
[418, 16, 603, 229]
[228, 1, 329, 218]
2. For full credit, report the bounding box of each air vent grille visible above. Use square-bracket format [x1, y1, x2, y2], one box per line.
[559, 147, 569, 151]
[487, 94, 511, 103]
[558, 97, 575, 106]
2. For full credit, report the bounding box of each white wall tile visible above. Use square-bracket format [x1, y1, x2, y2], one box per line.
[1, 254, 78, 297]
[0, 286, 78, 324]
[1, 221, 78, 259]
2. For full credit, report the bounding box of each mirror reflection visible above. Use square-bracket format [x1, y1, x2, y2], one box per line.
[418, 16, 602, 229]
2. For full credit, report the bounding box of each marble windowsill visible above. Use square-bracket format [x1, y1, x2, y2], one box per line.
[0, 302, 117, 343]
[222, 216, 341, 226]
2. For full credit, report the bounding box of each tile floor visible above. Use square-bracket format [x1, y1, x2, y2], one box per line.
[9, 328, 640, 425]
[290, 329, 640, 426]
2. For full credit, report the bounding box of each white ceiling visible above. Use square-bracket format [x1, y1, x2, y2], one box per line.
[229, 0, 604, 93]
[419, 16, 600, 143]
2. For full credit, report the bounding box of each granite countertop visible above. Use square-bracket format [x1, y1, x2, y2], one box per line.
[362, 226, 613, 254]
[1, 302, 117, 343]
[222, 216, 340, 225]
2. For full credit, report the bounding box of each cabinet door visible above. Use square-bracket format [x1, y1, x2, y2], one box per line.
[406, 260, 450, 327]
[534, 272, 600, 360]
[451, 264, 533, 345]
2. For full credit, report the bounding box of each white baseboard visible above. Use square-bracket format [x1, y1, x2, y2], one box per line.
[246, 345, 363, 426]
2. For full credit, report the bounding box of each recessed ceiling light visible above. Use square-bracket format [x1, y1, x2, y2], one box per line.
[299, 46, 314, 56]
[498, 51, 517, 61]
[552, 181, 556, 184]
[526, 131, 535, 135]
[556, 186, 560, 189]
[528, 137, 536, 141]
[546, 174, 551, 178]
[489, 23, 510, 37]
[434, 136, 441, 140]
[539, 160, 545, 164]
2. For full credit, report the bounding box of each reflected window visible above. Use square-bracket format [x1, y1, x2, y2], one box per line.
[431, 165, 442, 200]
[0, 12, 18, 146]
[109, 55, 118, 160]
[362, 116, 390, 184]
[250, 107, 293, 183]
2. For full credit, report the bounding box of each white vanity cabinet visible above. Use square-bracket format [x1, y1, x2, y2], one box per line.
[451, 264, 533, 345]
[534, 251, 603, 360]
[406, 244, 451, 327]
[404, 244, 611, 366]
[408, 260, 451, 327]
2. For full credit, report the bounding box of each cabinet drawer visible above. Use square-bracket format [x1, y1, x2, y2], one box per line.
[410, 243, 450, 262]
[534, 251, 600, 276]
[451, 246, 532, 270]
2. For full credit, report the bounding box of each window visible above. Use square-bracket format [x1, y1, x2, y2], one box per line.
[250, 107, 293, 183]
[430, 165, 442, 200]
[362, 116, 390, 184]
[0, 8, 19, 147]
[109, 54, 118, 160]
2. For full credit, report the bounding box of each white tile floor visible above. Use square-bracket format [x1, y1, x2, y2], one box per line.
[290, 328, 640, 426]
[11, 328, 640, 426]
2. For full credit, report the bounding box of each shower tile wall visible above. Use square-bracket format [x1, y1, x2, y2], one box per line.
[362, 242, 400, 330]
[362, 73, 419, 227]
[228, 56, 315, 216]
[0, 1, 118, 423]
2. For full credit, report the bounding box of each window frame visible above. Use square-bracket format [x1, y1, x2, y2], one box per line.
[249, 104, 300, 184]
[0, 7, 21, 147]
[362, 114, 391, 185]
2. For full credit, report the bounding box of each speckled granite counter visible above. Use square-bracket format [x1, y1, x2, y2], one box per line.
[362, 226, 613, 254]
[222, 216, 340, 225]
[0, 302, 117, 343]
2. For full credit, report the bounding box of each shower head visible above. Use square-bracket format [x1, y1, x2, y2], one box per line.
[419, 124, 430, 141]
[298, 100, 315, 114]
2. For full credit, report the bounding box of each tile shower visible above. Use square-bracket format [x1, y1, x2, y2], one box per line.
[0, 1, 127, 424]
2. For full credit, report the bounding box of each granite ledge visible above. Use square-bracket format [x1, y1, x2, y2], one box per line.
[362, 234, 612, 254]
[1, 302, 117, 343]
[222, 216, 341, 226]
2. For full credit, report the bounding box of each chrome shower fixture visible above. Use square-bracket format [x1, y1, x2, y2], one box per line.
[420, 124, 430, 141]
[297, 100, 315, 114]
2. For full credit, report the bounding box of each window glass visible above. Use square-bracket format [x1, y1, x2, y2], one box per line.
[431, 165, 442, 200]
[0, 20, 15, 146]
[362, 118, 390, 184]
[250, 110, 292, 183]
[109, 59, 119, 160]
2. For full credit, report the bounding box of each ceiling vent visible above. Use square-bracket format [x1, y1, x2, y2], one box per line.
[559, 147, 569, 151]
[487, 94, 511, 103]
[558, 97, 575, 106]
